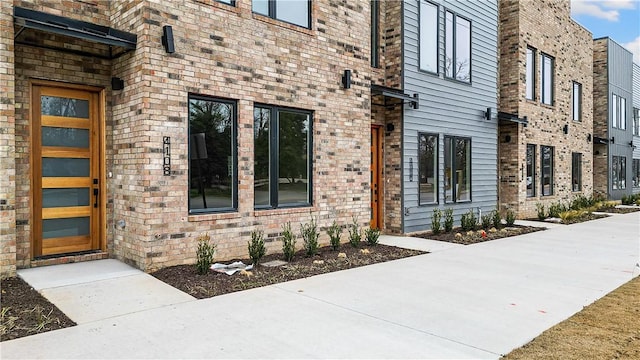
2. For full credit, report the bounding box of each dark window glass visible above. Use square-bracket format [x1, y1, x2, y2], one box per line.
[526, 144, 536, 197]
[41, 96, 89, 118]
[445, 11, 471, 82]
[254, 105, 312, 209]
[526, 47, 536, 100]
[633, 108, 639, 136]
[572, 82, 582, 121]
[188, 96, 237, 213]
[541, 53, 554, 105]
[253, 0, 310, 29]
[419, 133, 438, 204]
[632, 159, 640, 188]
[572, 152, 582, 192]
[541, 145, 554, 196]
[444, 136, 471, 203]
[612, 156, 626, 190]
[420, 1, 439, 73]
[371, 0, 379, 68]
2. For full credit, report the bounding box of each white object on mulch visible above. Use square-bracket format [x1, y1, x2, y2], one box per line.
[211, 261, 254, 275]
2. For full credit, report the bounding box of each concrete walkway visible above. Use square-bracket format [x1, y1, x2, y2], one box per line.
[2, 212, 638, 359]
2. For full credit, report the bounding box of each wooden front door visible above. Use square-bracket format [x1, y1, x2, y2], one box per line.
[370, 126, 383, 229]
[32, 82, 103, 257]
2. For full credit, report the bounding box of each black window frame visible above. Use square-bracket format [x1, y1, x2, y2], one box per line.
[371, 0, 380, 68]
[252, 0, 312, 29]
[215, 0, 235, 5]
[188, 94, 238, 214]
[254, 104, 313, 210]
[540, 145, 554, 196]
[540, 52, 554, 105]
[525, 46, 536, 100]
[418, 133, 439, 205]
[444, 9, 472, 83]
[572, 81, 582, 121]
[633, 107, 639, 136]
[632, 159, 640, 188]
[612, 155, 627, 190]
[419, 0, 439, 75]
[572, 152, 582, 192]
[526, 144, 536, 197]
[444, 136, 472, 203]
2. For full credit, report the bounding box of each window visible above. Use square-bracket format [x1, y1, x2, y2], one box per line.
[371, 0, 379, 68]
[419, 1, 438, 73]
[445, 11, 471, 82]
[188, 95, 237, 213]
[526, 144, 536, 197]
[216, 0, 234, 4]
[444, 136, 471, 202]
[540, 53, 554, 105]
[252, 0, 310, 29]
[572, 152, 582, 192]
[419, 133, 438, 204]
[540, 145, 554, 196]
[612, 94, 627, 129]
[525, 47, 536, 100]
[254, 105, 312, 208]
[633, 159, 640, 188]
[612, 156, 626, 190]
[572, 82, 582, 121]
[633, 108, 639, 136]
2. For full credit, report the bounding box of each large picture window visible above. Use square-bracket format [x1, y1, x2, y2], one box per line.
[612, 155, 626, 190]
[419, 133, 438, 204]
[572, 152, 582, 192]
[445, 11, 471, 82]
[254, 105, 312, 208]
[612, 94, 626, 129]
[572, 81, 582, 121]
[371, 0, 379, 68]
[444, 136, 471, 202]
[419, 1, 439, 73]
[252, 0, 310, 28]
[188, 95, 237, 213]
[541, 145, 554, 196]
[632, 159, 640, 188]
[541, 53, 554, 105]
[525, 47, 536, 100]
[526, 144, 536, 197]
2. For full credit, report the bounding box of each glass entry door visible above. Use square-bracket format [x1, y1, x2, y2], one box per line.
[32, 84, 102, 257]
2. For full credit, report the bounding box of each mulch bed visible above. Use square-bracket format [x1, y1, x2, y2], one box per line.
[152, 244, 425, 299]
[410, 225, 545, 245]
[1, 277, 76, 342]
[596, 206, 640, 214]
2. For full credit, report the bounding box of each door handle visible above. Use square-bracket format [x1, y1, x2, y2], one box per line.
[93, 188, 99, 208]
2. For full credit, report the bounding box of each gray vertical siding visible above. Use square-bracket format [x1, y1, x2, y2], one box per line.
[633, 63, 640, 194]
[402, 0, 498, 233]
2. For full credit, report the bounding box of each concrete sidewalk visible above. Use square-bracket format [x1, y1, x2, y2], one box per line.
[1, 212, 638, 359]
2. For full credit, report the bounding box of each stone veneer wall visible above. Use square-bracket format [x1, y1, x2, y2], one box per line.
[498, 0, 594, 218]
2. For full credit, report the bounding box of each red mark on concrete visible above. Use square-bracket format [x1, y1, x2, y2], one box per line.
[538, 310, 547, 314]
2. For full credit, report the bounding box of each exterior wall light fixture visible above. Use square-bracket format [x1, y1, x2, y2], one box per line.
[342, 69, 351, 89]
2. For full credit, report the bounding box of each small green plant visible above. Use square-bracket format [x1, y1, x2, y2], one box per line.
[248, 229, 266, 265]
[460, 209, 477, 231]
[327, 220, 342, 250]
[491, 209, 502, 229]
[621, 193, 640, 205]
[364, 227, 381, 246]
[536, 202, 546, 220]
[281, 222, 296, 262]
[481, 213, 492, 229]
[348, 216, 362, 248]
[444, 208, 454, 232]
[560, 209, 586, 223]
[548, 202, 566, 218]
[195, 233, 216, 275]
[505, 209, 516, 226]
[431, 208, 442, 234]
[300, 217, 319, 256]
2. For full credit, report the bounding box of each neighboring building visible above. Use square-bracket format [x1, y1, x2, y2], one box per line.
[371, 0, 499, 234]
[632, 63, 640, 194]
[498, 0, 594, 218]
[592, 38, 634, 200]
[1, 0, 375, 276]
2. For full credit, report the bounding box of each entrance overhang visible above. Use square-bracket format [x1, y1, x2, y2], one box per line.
[371, 84, 419, 109]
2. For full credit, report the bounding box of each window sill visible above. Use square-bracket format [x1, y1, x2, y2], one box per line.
[254, 206, 315, 217]
[193, 0, 240, 14]
[252, 13, 313, 35]
[188, 211, 241, 222]
[418, 202, 439, 207]
[444, 76, 472, 86]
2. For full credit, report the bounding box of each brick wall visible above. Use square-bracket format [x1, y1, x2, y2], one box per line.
[592, 38, 609, 197]
[498, 0, 594, 218]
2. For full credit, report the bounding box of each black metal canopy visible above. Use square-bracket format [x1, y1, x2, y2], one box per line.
[13, 7, 137, 59]
[498, 111, 528, 126]
[371, 84, 419, 109]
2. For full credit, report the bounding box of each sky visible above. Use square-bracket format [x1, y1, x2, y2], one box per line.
[570, 0, 640, 63]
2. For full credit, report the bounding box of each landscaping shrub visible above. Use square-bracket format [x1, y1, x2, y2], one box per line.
[281, 222, 296, 262]
[431, 208, 442, 234]
[621, 193, 640, 205]
[481, 213, 492, 229]
[570, 194, 596, 210]
[548, 202, 566, 218]
[491, 209, 502, 229]
[195, 233, 215, 275]
[364, 227, 381, 246]
[444, 208, 454, 232]
[460, 209, 477, 231]
[505, 209, 516, 226]
[300, 217, 319, 257]
[348, 216, 362, 248]
[560, 209, 586, 223]
[326, 220, 342, 251]
[248, 230, 266, 265]
[536, 202, 546, 220]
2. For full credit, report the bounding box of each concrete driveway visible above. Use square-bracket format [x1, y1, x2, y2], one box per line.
[1, 212, 638, 359]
